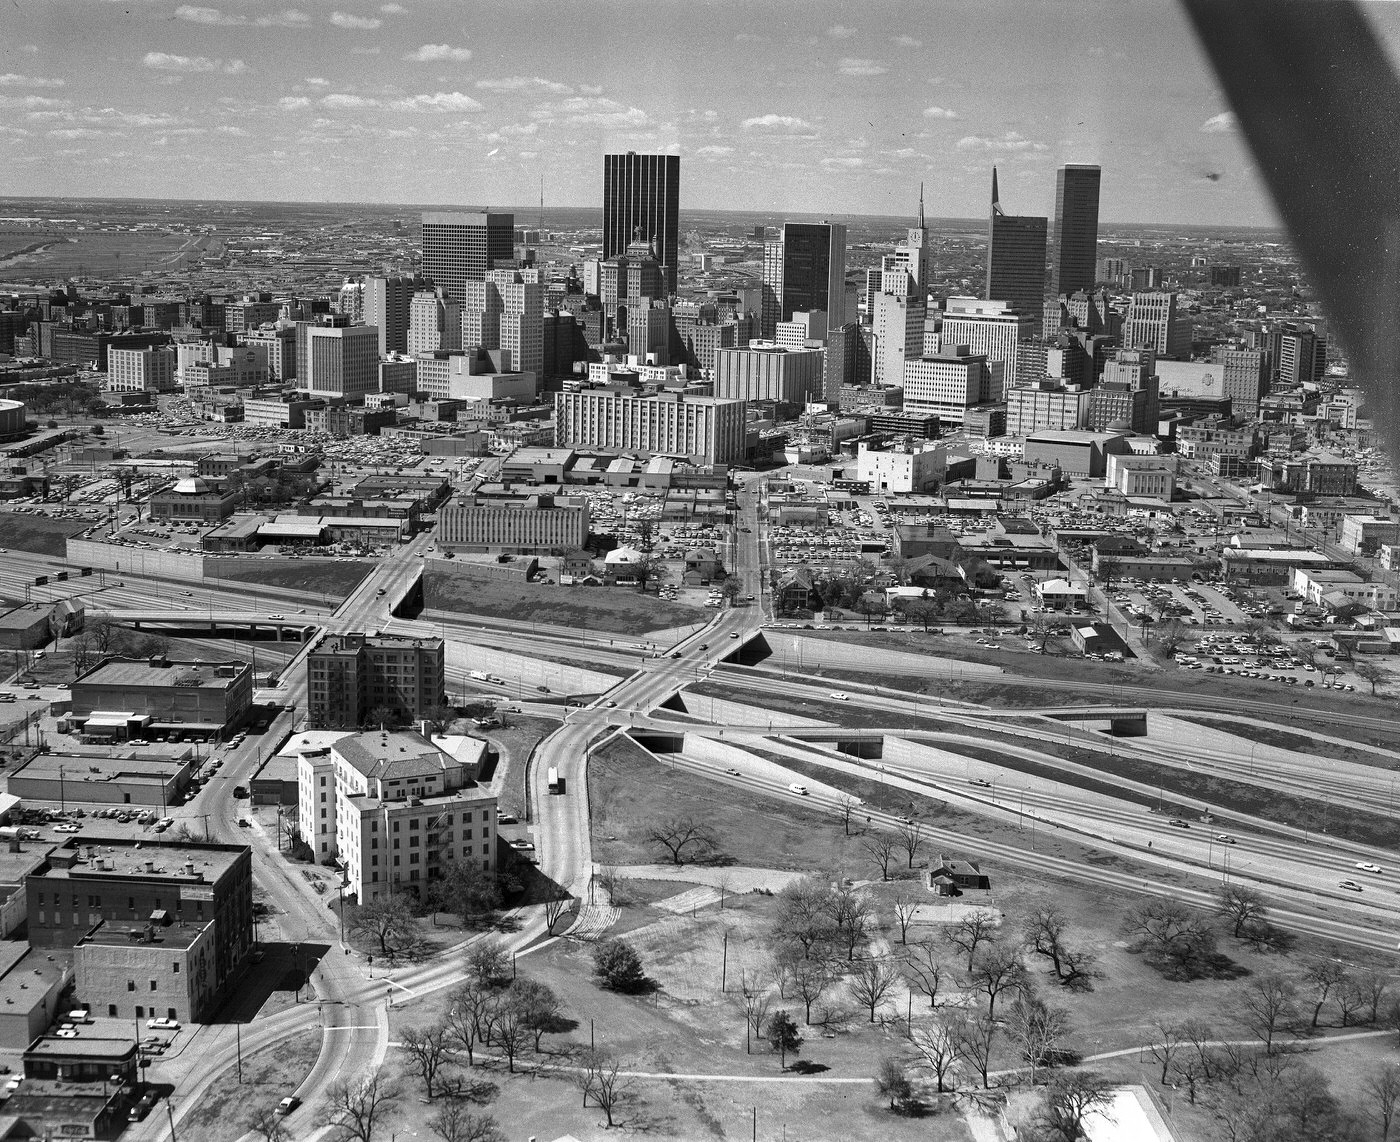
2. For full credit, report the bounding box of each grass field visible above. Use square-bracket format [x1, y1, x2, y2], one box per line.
[0, 230, 194, 278]
[425, 566, 709, 636]
[1177, 715, 1396, 767]
[173, 1033, 320, 1142]
[0, 514, 92, 557]
[204, 558, 374, 600]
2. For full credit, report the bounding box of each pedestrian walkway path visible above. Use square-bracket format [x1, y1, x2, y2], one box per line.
[563, 903, 620, 941]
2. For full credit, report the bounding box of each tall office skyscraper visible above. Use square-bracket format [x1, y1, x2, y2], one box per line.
[462, 269, 544, 377]
[986, 168, 1048, 315]
[603, 152, 681, 295]
[363, 275, 415, 356]
[760, 222, 848, 339]
[421, 212, 516, 305]
[1050, 164, 1101, 297]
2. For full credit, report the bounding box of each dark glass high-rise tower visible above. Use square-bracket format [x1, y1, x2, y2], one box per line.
[603, 152, 681, 295]
[1050, 164, 1101, 297]
[420, 211, 515, 304]
[985, 168, 1048, 315]
[759, 222, 848, 339]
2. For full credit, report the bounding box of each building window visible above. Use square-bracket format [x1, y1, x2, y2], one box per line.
[128, 981, 135, 992]
[151, 980, 158, 991]
[173, 963, 180, 974]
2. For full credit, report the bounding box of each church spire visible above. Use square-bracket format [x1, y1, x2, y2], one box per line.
[917, 182, 925, 229]
[991, 167, 1004, 217]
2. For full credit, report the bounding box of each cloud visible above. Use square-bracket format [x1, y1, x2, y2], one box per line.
[254, 8, 311, 26]
[350, 46, 381, 54]
[305, 77, 330, 87]
[320, 92, 378, 109]
[695, 145, 734, 157]
[922, 105, 959, 120]
[330, 11, 381, 29]
[826, 23, 857, 38]
[837, 58, 887, 76]
[0, 94, 69, 110]
[173, 5, 243, 24]
[892, 35, 922, 48]
[404, 44, 471, 62]
[392, 91, 483, 112]
[380, 2, 405, 10]
[0, 74, 65, 88]
[534, 95, 649, 128]
[741, 113, 815, 133]
[278, 96, 311, 109]
[142, 52, 247, 75]
[475, 75, 572, 95]
[955, 130, 1047, 152]
[18, 45, 39, 54]
[1200, 111, 1237, 134]
[821, 156, 865, 168]
[49, 127, 108, 140]
[735, 32, 767, 42]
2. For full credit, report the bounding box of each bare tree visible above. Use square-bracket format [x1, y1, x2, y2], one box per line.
[572, 1051, 630, 1129]
[875, 1056, 915, 1113]
[644, 816, 718, 865]
[1355, 660, 1387, 696]
[399, 1022, 453, 1100]
[246, 1109, 289, 1142]
[1241, 974, 1298, 1055]
[953, 1013, 998, 1089]
[90, 615, 118, 654]
[946, 910, 999, 972]
[69, 635, 94, 677]
[1148, 1020, 1186, 1086]
[825, 888, 875, 961]
[1215, 883, 1268, 940]
[509, 979, 567, 1052]
[486, 995, 531, 1073]
[740, 981, 772, 1054]
[465, 938, 510, 987]
[1336, 975, 1372, 1027]
[428, 1104, 504, 1142]
[1302, 957, 1348, 1029]
[837, 795, 858, 836]
[861, 834, 897, 881]
[788, 956, 835, 1026]
[1038, 1071, 1114, 1141]
[1366, 1063, 1400, 1142]
[542, 894, 574, 937]
[904, 938, 949, 1009]
[1006, 987, 1071, 1085]
[350, 895, 416, 959]
[896, 819, 925, 868]
[774, 877, 839, 960]
[323, 1073, 398, 1142]
[1358, 970, 1390, 1025]
[849, 957, 901, 1023]
[911, 1017, 961, 1093]
[1023, 906, 1094, 989]
[891, 891, 919, 945]
[968, 944, 1023, 1020]
[444, 980, 496, 1068]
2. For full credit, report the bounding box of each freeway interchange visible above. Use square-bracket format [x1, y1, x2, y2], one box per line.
[38, 471, 1396, 1140]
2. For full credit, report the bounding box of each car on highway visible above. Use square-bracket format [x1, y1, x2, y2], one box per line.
[233, 786, 248, 799]
[969, 778, 991, 788]
[725, 768, 741, 777]
[1168, 819, 1190, 829]
[275, 1097, 300, 1117]
[828, 692, 850, 700]
[269, 613, 284, 620]
[1356, 862, 1384, 874]
[376, 589, 386, 596]
[730, 632, 740, 639]
[788, 783, 809, 796]
[1215, 834, 1237, 844]
[699, 643, 709, 650]
[537, 685, 550, 693]
[604, 700, 617, 708]
[508, 839, 535, 851]
[147, 1017, 180, 1030]
[1339, 880, 1364, 892]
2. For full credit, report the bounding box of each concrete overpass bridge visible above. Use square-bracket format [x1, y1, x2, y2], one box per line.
[92, 610, 323, 642]
[1036, 706, 1149, 736]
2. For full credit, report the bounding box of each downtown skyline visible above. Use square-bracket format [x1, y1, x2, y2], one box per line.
[6, 0, 1400, 226]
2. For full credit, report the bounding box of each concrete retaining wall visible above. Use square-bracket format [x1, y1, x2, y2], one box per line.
[66, 537, 208, 579]
[668, 690, 830, 729]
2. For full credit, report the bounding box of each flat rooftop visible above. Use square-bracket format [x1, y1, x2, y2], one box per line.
[78, 919, 207, 950]
[10, 750, 186, 785]
[73, 659, 249, 692]
[33, 837, 248, 884]
[311, 633, 443, 655]
[24, 1035, 132, 1061]
[0, 946, 71, 1013]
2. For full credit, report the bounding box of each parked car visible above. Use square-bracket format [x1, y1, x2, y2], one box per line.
[147, 1017, 180, 1030]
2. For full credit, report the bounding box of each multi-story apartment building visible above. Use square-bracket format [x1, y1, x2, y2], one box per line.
[1006, 379, 1089, 437]
[106, 346, 175, 393]
[554, 390, 747, 464]
[29, 837, 252, 1021]
[437, 493, 590, 554]
[713, 344, 825, 405]
[902, 349, 1002, 425]
[305, 632, 446, 730]
[937, 296, 1036, 382]
[298, 729, 496, 904]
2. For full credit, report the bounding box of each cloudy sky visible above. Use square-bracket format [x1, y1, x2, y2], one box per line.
[3, 0, 1396, 224]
